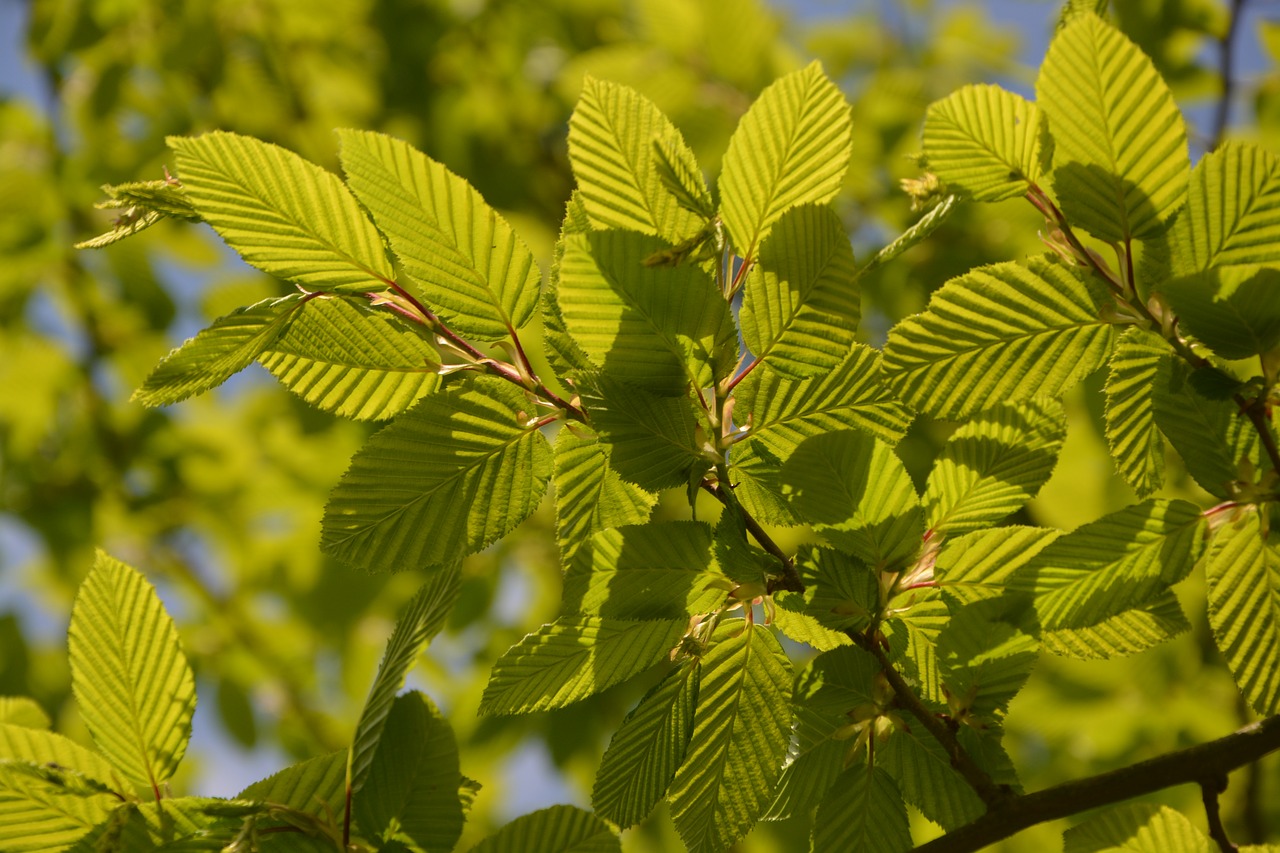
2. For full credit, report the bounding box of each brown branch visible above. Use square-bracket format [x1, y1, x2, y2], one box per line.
[849, 633, 1009, 808]
[699, 481, 804, 593]
[911, 715, 1280, 853]
[1201, 774, 1235, 853]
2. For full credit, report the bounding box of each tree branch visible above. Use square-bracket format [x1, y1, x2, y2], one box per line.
[911, 714, 1280, 853]
[1209, 0, 1247, 151]
[1201, 774, 1235, 853]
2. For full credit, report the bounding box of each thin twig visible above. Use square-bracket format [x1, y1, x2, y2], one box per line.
[911, 715, 1280, 853]
[1209, 0, 1247, 151]
[1201, 774, 1236, 853]
[699, 481, 804, 593]
[848, 632, 1009, 809]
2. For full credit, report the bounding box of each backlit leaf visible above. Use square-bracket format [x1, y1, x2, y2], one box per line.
[239, 751, 347, 817]
[337, 129, 540, 341]
[1042, 592, 1190, 659]
[578, 375, 706, 492]
[812, 765, 911, 853]
[1170, 141, 1280, 272]
[321, 378, 553, 571]
[883, 257, 1115, 419]
[479, 618, 686, 715]
[1064, 803, 1216, 853]
[553, 427, 656, 564]
[1103, 328, 1167, 498]
[67, 552, 196, 789]
[880, 725, 984, 831]
[1161, 266, 1280, 360]
[0, 762, 118, 853]
[719, 62, 852, 259]
[923, 84, 1043, 202]
[170, 132, 392, 292]
[469, 805, 619, 853]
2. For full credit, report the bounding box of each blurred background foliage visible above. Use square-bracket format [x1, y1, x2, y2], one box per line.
[0, 0, 1277, 849]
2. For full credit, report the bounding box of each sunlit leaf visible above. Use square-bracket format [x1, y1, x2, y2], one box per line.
[568, 78, 706, 242]
[170, 132, 392, 291]
[1103, 328, 1167, 498]
[1064, 802, 1216, 853]
[578, 375, 706, 492]
[239, 750, 347, 817]
[321, 378, 553, 571]
[937, 597, 1038, 721]
[924, 397, 1066, 535]
[1161, 266, 1280, 360]
[0, 699, 49, 731]
[0, 725, 128, 795]
[934, 526, 1063, 605]
[1205, 509, 1280, 715]
[795, 545, 879, 634]
[553, 427, 656, 564]
[593, 662, 699, 828]
[1170, 141, 1280, 272]
[668, 622, 792, 853]
[468, 805, 619, 853]
[1037, 13, 1188, 241]
[337, 129, 540, 341]
[883, 257, 1115, 419]
[67, 552, 196, 789]
[719, 61, 853, 258]
[1042, 592, 1190, 659]
[0, 762, 118, 853]
[923, 84, 1043, 202]
[740, 205, 859, 378]
[479, 618, 686, 715]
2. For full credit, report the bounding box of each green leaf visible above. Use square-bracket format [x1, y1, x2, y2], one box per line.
[857, 194, 958, 278]
[578, 375, 706, 492]
[1170, 141, 1280, 272]
[1103, 328, 1167, 498]
[1161, 266, 1280, 360]
[336, 129, 540, 342]
[781, 430, 924, 570]
[239, 750, 347, 817]
[923, 84, 1044, 202]
[567, 77, 706, 243]
[1042, 592, 1191, 659]
[731, 345, 912, 527]
[468, 805, 619, 853]
[884, 593, 951, 704]
[1064, 803, 1216, 853]
[321, 377, 553, 571]
[1205, 509, 1280, 715]
[259, 294, 441, 421]
[349, 566, 461, 795]
[562, 522, 726, 620]
[795, 545, 880, 634]
[133, 294, 307, 407]
[668, 622, 793, 853]
[67, 551, 196, 789]
[879, 724, 984, 831]
[769, 591, 852, 652]
[544, 193, 598, 378]
[0, 762, 119, 853]
[719, 61, 852, 259]
[934, 526, 1063, 605]
[1153, 358, 1262, 499]
[0, 699, 50, 730]
[553, 427, 656, 564]
[1036, 13, 1189, 241]
[812, 765, 911, 853]
[937, 597, 1038, 722]
[923, 397, 1066, 535]
[170, 132, 392, 292]
[355, 692, 463, 853]
[0, 724, 128, 795]
[1008, 500, 1206, 631]
[479, 617, 686, 715]
[652, 135, 714, 220]
[883, 257, 1116, 419]
[740, 205, 859, 378]
[592, 662, 699, 828]
[557, 230, 734, 394]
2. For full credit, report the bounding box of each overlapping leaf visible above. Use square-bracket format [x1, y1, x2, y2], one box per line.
[321, 378, 553, 571]
[1007, 500, 1205, 631]
[718, 61, 853, 258]
[553, 427, 656, 564]
[593, 663, 699, 828]
[1103, 328, 1167, 498]
[239, 751, 347, 816]
[577, 375, 706, 492]
[937, 597, 1038, 721]
[337, 129, 540, 341]
[1037, 13, 1188, 241]
[1042, 592, 1190, 660]
[67, 552, 196, 789]
[934, 526, 1063, 605]
[561, 522, 725, 620]
[795, 545, 880, 634]
[1064, 803, 1216, 853]
[257, 294, 441, 420]
[557, 230, 734, 394]
[0, 725, 127, 796]
[923, 84, 1043, 202]
[924, 397, 1066, 535]
[0, 763, 119, 853]
[879, 725, 984, 831]
[1170, 142, 1280, 272]
[355, 692, 463, 853]
[479, 618, 686, 715]
[469, 805, 619, 853]
[567, 78, 707, 242]
[1205, 509, 1280, 715]
[668, 622, 792, 853]
[134, 294, 307, 406]
[811, 765, 911, 853]
[1161, 266, 1280, 360]
[883, 257, 1115, 419]
[739, 205, 859, 377]
[349, 566, 460, 794]
[0, 700, 49, 731]
[170, 132, 392, 291]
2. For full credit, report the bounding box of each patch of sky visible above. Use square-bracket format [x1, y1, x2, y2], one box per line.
[0, 513, 64, 645]
[188, 677, 292, 797]
[495, 738, 586, 823]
